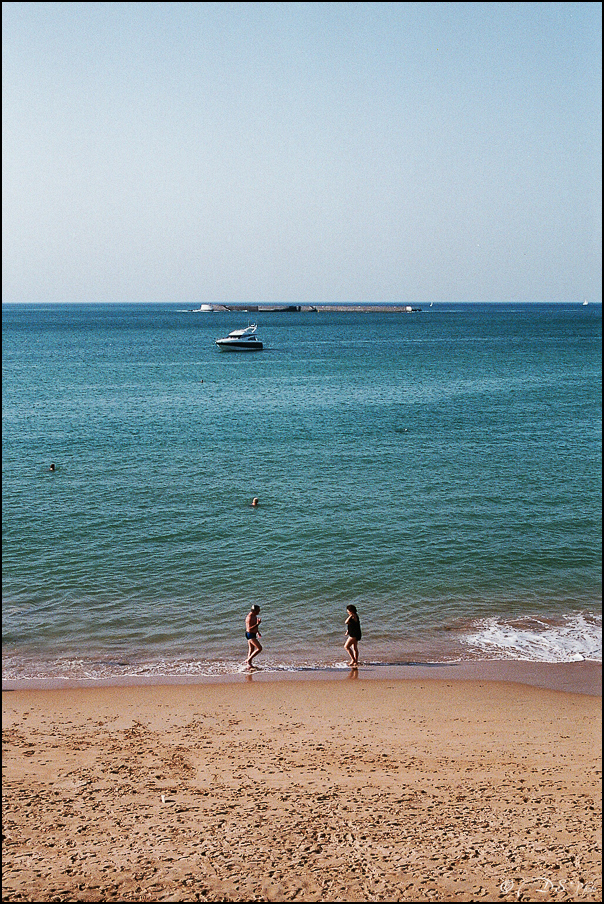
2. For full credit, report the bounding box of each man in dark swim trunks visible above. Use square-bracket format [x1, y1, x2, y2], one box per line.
[245, 605, 262, 668]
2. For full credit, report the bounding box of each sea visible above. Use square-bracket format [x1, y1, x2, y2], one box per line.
[2, 302, 602, 687]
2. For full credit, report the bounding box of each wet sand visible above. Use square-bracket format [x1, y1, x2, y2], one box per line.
[2, 675, 602, 902]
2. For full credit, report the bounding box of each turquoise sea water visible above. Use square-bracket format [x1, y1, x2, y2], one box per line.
[2, 303, 602, 683]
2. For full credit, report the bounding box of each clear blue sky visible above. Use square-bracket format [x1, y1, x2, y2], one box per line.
[2, 2, 601, 303]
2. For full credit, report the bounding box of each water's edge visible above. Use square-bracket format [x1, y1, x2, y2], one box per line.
[3, 660, 601, 696]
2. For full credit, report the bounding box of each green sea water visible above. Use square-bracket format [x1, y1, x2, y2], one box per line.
[2, 302, 601, 683]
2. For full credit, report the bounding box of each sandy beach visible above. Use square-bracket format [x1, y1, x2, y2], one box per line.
[2, 674, 601, 903]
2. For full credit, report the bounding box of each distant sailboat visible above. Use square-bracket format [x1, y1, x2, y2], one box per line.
[582, 299, 589, 306]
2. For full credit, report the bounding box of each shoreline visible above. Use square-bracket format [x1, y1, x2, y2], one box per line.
[2, 658, 601, 696]
[3, 676, 601, 902]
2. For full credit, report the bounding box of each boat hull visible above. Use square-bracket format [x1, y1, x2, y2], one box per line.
[215, 340, 263, 351]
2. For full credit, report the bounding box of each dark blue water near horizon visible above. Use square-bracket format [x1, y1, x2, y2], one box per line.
[2, 302, 602, 683]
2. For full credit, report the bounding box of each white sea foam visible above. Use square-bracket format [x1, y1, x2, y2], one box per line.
[463, 613, 602, 663]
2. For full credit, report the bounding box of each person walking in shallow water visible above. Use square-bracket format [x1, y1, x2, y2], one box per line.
[344, 604, 362, 667]
[245, 605, 262, 668]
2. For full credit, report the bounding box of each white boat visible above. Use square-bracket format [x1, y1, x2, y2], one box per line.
[215, 323, 264, 351]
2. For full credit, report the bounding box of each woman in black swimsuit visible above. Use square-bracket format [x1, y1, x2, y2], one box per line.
[344, 604, 361, 667]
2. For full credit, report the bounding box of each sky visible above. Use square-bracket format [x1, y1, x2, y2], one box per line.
[2, 1, 602, 304]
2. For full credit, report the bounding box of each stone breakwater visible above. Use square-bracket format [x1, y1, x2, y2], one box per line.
[192, 303, 423, 312]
